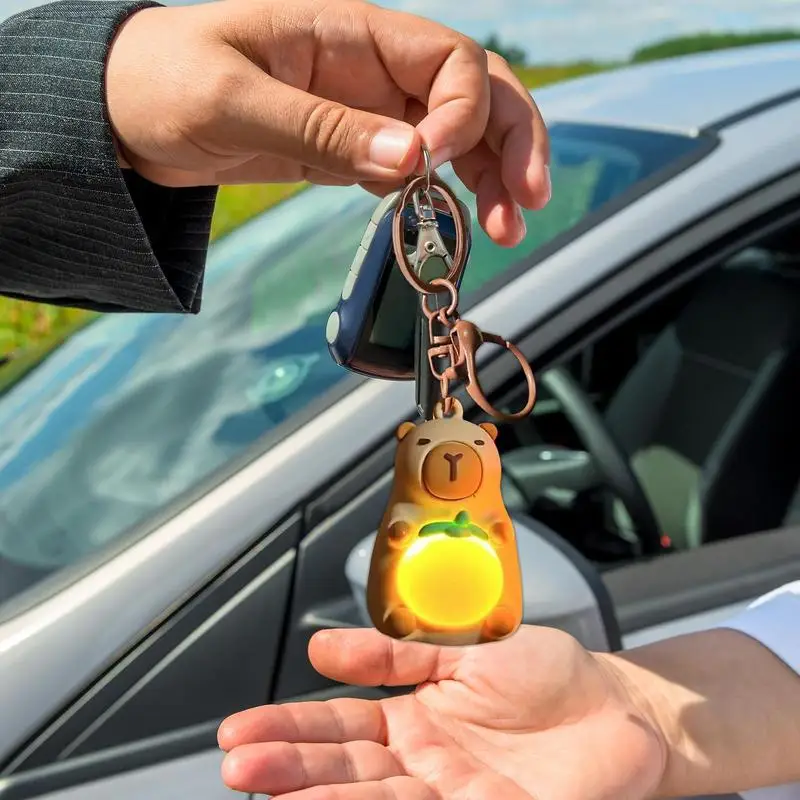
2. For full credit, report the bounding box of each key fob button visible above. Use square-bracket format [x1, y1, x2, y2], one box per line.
[350, 245, 367, 277]
[360, 220, 378, 250]
[325, 311, 340, 344]
[341, 270, 357, 301]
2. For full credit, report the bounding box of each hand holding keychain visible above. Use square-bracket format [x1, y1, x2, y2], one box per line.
[366, 149, 538, 646]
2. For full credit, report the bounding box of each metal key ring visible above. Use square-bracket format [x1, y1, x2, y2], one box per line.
[450, 321, 538, 422]
[421, 145, 432, 195]
[392, 175, 468, 295]
[420, 277, 459, 321]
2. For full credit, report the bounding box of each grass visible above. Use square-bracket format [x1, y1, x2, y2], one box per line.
[0, 299, 97, 359]
[210, 182, 309, 241]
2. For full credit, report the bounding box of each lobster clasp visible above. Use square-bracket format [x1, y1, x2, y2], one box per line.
[449, 319, 537, 423]
[411, 191, 454, 276]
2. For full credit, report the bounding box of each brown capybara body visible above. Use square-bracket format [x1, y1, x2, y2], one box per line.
[366, 405, 523, 646]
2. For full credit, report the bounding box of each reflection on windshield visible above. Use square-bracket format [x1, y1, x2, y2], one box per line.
[0, 123, 704, 601]
[0, 179, 383, 574]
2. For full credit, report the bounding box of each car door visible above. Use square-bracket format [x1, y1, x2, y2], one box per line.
[256, 165, 800, 800]
[0, 514, 299, 798]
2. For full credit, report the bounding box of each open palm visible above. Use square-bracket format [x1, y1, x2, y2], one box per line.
[218, 625, 666, 800]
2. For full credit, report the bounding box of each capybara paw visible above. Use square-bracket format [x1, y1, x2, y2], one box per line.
[383, 605, 418, 638]
[481, 605, 518, 641]
[387, 521, 413, 549]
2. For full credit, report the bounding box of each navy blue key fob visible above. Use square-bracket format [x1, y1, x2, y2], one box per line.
[326, 191, 472, 381]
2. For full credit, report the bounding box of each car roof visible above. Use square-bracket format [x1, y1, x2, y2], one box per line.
[535, 42, 800, 135]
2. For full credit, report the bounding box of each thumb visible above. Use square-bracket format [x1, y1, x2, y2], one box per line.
[212, 52, 421, 181]
[309, 628, 463, 686]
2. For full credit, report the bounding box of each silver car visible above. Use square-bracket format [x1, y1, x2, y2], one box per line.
[1, 42, 799, 800]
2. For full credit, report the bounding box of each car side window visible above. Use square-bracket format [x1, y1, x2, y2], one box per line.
[497, 237, 800, 565]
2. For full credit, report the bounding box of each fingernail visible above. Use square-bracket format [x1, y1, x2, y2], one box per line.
[544, 164, 552, 202]
[515, 204, 527, 242]
[370, 127, 416, 171]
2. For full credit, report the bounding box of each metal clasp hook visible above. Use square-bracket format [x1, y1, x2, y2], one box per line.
[391, 148, 468, 295]
[410, 146, 453, 276]
[413, 215, 454, 275]
[447, 319, 537, 422]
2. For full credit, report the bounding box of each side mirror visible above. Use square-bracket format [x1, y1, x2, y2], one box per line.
[345, 513, 622, 653]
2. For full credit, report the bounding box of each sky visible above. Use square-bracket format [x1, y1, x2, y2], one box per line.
[1, 0, 798, 63]
[374, 0, 800, 63]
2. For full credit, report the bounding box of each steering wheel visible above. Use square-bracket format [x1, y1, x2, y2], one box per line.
[532, 366, 663, 555]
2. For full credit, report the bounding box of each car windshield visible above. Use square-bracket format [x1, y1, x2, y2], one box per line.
[0, 122, 705, 604]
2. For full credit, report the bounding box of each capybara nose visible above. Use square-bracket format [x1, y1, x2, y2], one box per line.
[422, 442, 482, 500]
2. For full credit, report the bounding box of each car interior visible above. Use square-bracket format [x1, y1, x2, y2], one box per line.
[494, 225, 800, 569]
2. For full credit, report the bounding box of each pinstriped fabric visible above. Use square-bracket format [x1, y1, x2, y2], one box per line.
[0, 0, 218, 313]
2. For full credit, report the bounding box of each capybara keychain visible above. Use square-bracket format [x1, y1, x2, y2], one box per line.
[363, 155, 537, 645]
[366, 399, 524, 646]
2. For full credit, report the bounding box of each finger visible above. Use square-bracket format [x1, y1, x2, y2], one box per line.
[218, 697, 386, 751]
[409, 40, 489, 169]
[214, 155, 356, 187]
[366, 6, 489, 169]
[357, 180, 403, 201]
[308, 628, 462, 687]
[482, 52, 551, 211]
[214, 93, 426, 186]
[221, 740, 403, 795]
[264, 776, 440, 800]
[452, 142, 526, 247]
[355, 97, 430, 196]
[212, 51, 422, 182]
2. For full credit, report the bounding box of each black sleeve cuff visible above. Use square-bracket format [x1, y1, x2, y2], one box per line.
[0, 0, 218, 314]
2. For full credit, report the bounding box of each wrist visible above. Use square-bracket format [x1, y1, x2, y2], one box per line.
[104, 5, 163, 172]
[596, 649, 685, 798]
[603, 630, 800, 797]
[593, 651, 673, 795]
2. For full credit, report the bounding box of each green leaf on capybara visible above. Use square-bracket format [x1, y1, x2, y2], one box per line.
[418, 513, 489, 540]
[419, 520, 453, 537]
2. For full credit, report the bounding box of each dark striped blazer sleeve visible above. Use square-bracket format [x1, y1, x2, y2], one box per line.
[0, 0, 218, 314]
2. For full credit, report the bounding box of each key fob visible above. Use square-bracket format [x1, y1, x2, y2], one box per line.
[326, 192, 471, 381]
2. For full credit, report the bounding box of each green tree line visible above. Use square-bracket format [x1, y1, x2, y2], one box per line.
[482, 28, 800, 69]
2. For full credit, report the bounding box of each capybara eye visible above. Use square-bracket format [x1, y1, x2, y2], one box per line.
[474, 439, 485, 446]
[417, 438, 431, 445]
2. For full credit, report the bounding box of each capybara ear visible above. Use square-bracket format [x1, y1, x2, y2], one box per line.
[396, 421, 416, 441]
[479, 422, 498, 441]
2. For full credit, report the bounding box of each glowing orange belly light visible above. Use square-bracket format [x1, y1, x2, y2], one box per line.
[368, 404, 526, 645]
[395, 530, 504, 629]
